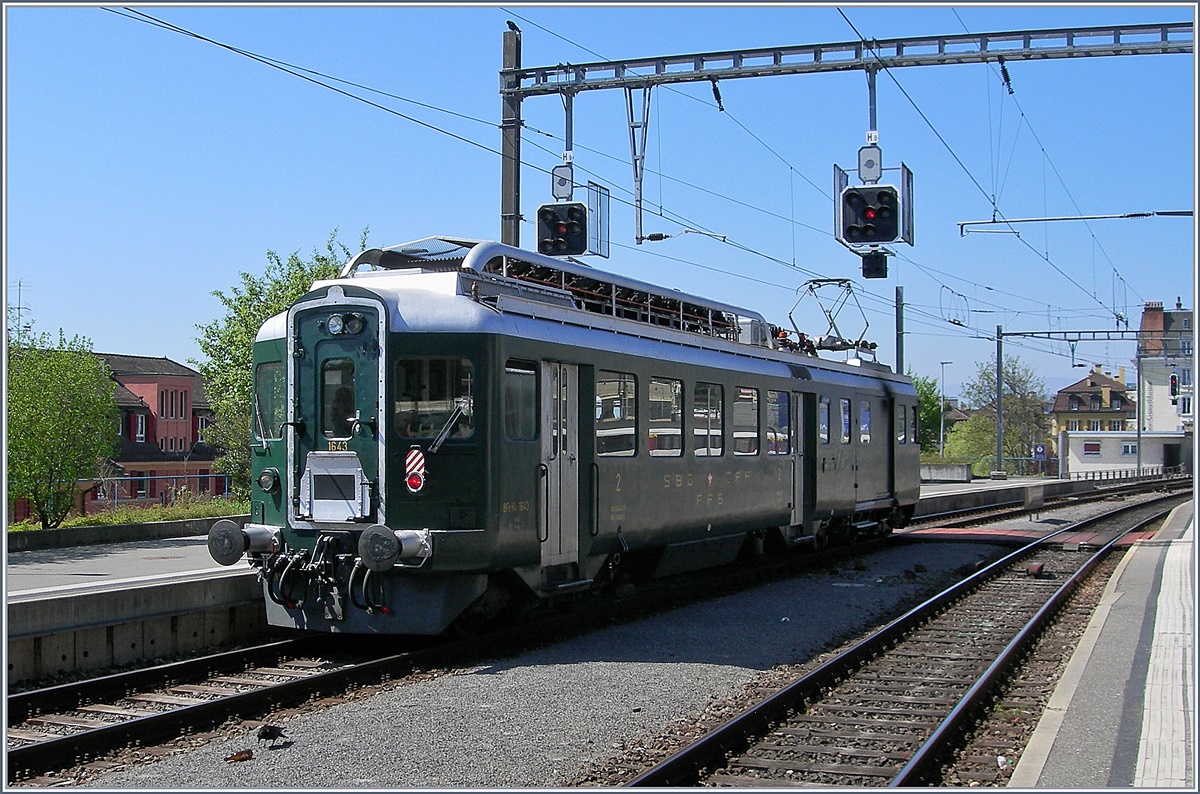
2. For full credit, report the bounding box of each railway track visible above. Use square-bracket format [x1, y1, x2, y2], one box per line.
[8, 486, 1186, 785]
[626, 492, 1188, 787]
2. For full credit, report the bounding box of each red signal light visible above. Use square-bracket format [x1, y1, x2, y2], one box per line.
[406, 471, 425, 493]
[863, 207, 877, 221]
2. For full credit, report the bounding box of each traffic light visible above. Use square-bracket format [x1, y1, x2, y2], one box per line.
[861, 250, 888, 279]
[841, 186, 899, 245]
[1170, 372, 1179, 404]
[536, 202, 588, 256]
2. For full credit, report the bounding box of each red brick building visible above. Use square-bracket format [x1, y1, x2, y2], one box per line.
[10, 354, 225, 521]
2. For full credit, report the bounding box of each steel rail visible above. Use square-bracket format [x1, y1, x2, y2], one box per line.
[889, 506, 1173, 786]
[625, 492, 1188, 787]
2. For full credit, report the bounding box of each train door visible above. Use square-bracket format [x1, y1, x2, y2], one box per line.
[289, 294, 383, 526]
[789, 391, 806, 527]
[539, 361, 580, 570]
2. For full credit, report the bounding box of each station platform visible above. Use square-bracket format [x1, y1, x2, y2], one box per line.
[1009, 499, 1195, 789]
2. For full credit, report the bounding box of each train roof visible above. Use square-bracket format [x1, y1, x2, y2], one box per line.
[272, 236, 907, 386]
[338, 236, 767, 342]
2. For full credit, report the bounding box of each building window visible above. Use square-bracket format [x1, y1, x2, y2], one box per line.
[1090, 398, 1101, 411]
[1087, 420, 1102, 431]
[160, 391, 166, 418]
[1109, 420, 1125, 432]
[181, 391, 187, 417]
[1182, 396, 1193, 416]
[1083, 441, 1101, 457]
[1069, 397, 1080, 411]
[1182, 368, 1193, 387]
[1068, 420, 1082, 432]
[1182, 340, 1193, 356]
[1122, 442, 1138, 456]
[1112, 397, 1123, 410]
[136, 414, 146, 442]
[595, 370, 635, 456]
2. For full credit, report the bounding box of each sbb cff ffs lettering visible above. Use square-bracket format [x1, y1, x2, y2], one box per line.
[841, 186, 899, 245]
[537, 202, 588, 256]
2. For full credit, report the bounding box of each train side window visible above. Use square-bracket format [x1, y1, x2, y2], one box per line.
[596, 371, 637, 456]
[503, 359, 537, 441]
[859, 400, 871, 444]
[254, 361, 286, 441]
[322, 358, 355, 439]
[766, 390, 790, 455]
[910, 406, 919, 445]
[648, 377, 682, 457]
[897, 404, 907, 444]
[693, 382, 724, 457]
[394, 357, 475, 440]
[840, 398, 852, 444]
[733, 387, 758, 455]
[818, 398, 830, 444]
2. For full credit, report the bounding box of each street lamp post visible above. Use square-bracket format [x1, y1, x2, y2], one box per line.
[940, 360, 953, 457]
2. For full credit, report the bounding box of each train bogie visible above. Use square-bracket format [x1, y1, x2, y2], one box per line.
[209, 238, 920, 635]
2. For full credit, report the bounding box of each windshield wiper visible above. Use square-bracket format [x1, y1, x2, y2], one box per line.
[253, 394, 269, 450]
[428, 404, 464, 454]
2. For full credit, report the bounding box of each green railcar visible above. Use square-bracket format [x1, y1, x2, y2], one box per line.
[208, 237, 919, 635]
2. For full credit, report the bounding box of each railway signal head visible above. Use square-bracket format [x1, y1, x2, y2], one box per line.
[536, 202, 588, 256]
[840, 185, 900, 245]
[1170, 372, 1179, 403]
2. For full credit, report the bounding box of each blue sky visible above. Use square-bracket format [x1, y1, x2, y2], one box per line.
[4, 3, 1196, 400]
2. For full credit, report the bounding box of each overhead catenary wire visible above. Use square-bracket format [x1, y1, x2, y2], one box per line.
[106, 5, 1156, 370]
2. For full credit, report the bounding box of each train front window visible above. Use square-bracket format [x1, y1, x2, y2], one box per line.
[322, 359, 355, 439]
[254, 362, 286, 441]
[393, 358, 475, 440]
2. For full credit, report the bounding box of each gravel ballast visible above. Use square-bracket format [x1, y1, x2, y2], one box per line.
[82, 540, 1007, 788]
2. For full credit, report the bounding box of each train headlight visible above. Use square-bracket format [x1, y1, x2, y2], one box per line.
[327, 314, 345, 334]
[257, 468, 280, 493]
[343, 313, 365, 335]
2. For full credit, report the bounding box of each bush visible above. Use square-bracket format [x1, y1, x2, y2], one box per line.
[6, 496, 251, 532]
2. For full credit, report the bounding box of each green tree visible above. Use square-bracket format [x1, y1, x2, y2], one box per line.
[944, 354, 1047, 475]
[7, 325, 118, 527]
[194, 229, 366, 497]
[908, 371, 943, 453]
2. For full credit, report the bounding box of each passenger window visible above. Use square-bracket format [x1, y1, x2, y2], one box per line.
[322, 358, 355, 439]
[733, 387, 759, 456]
[818, 398, 830, 445]
[840, 398, 852, 444]
[693, 382, 724, 457]
[254, 361, 286, 441]
[394, 357, 474, 439]
[597, 371, 637, 456]
[767, 390, 790, 455]
[897, 404, 907, 445]
[910, 407, 919, 445]
[503, 359, 537, 441]
[859, 400, 871, 444]
[648, 377, 682, 456]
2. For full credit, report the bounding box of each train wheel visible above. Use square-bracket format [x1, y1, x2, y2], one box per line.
[812, 524, 829, 551]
